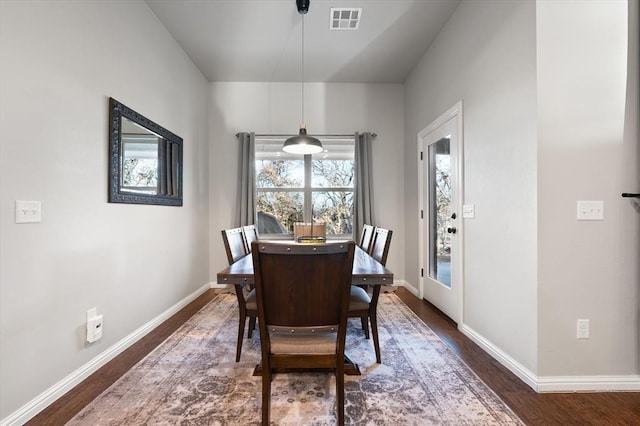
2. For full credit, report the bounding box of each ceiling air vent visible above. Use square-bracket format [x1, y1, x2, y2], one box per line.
[330, 8, 362, 30]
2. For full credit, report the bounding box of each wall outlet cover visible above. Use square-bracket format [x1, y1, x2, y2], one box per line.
[577, 200, 604, 221]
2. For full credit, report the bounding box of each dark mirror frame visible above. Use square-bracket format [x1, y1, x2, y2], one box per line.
[109, 97, 183, 206]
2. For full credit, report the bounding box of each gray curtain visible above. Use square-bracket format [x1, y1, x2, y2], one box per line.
[354, 132, 376, 242]
[236, 132, 256, 226]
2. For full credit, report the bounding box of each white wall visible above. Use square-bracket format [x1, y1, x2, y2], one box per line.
[537, 0, 639, 378]
[405, 0, 639, 386]
[0, 0, 209, 420]
[404, 0, 539, 374]
[209, 83, 405, 281]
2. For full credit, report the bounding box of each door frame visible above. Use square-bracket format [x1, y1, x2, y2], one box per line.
[417, 101, 464, 326]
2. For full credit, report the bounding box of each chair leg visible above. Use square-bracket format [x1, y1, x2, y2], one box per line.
[370, 310, 381, 364]
[262, 367, 271, 425]
[236, 309, 247, 362]
[248, 315, 257, 338]
[337, 355, 345, 426]
[360, 316, 370, 339]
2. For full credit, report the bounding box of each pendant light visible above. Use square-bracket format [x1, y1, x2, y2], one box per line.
[283, 0, 323, 155]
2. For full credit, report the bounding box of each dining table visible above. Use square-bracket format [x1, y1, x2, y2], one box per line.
[216, 243, 394, 375]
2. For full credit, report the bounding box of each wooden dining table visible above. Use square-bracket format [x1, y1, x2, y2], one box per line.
[216, 243, 394, 375]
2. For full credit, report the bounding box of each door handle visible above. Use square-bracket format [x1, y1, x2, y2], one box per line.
[447, 227, 457, 234]
[621, 193, 640, 198]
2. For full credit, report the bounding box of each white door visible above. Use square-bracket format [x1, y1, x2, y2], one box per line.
[418, 103, 463, 324]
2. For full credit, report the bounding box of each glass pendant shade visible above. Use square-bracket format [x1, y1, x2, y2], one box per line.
[283, 126, 323, 154]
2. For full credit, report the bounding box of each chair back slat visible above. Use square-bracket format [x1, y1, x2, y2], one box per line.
[252, 242, 355, 329]
[359, 224, 375, 253]
[370, 228, 392, 266]
[221, 228, 247, 265]
[242, 225, 259, 253]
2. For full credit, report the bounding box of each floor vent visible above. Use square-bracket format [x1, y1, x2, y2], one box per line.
[330, 8, 362, 30]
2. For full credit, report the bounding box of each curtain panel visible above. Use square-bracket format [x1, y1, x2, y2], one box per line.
[354, 132, 376, 242]
[236, 132, 256, 226]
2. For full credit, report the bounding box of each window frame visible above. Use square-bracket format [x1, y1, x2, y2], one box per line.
[255, 136, 355, 240]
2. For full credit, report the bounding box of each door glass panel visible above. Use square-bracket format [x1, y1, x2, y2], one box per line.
[428, 137, 452, 287]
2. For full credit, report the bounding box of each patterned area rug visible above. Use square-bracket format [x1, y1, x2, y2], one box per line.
[70, 293, 523, 425]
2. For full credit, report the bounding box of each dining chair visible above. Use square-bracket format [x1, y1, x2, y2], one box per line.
[349, 227, 392, 364]
[369, 227, 392, 266]
[241, 224, 259, 341]
[252, 241, 355, 426]
[359, 224, 375, 253]
[242, 224, 258, 253]
[221, 228, 257, 362]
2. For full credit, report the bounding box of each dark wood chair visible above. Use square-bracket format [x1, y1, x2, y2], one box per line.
[242, 224, 258, 253]
[349, 227, 392, 363]
[358, 224, 375, 253]
[221, 228, 257, 362]
[252, 241, 355, 426]
[369, 227, 392, 266]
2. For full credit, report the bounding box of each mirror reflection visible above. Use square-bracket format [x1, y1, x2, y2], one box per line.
[121, 117, 160, 194]
[109, 98, 183, 206]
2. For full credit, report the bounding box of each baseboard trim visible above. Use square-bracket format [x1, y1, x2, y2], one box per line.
[537, 375, 640, 392]
[460, 324, 640, 393]
[0, 283, 210, 426]
[397, 280, 419, 297]
[459, 323, 539, 391]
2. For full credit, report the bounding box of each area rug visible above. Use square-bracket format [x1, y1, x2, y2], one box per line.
[69, 293, 524, 425]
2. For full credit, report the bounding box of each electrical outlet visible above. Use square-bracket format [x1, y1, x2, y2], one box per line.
[15, 200, 41, 223]
[86, 307, 103, 343]
[577, 319, 590, 339]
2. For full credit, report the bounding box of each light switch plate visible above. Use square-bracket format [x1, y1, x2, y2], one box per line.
[462, 204, 475, 219]
[577, 200, 604, 221]
[15, 200, 41, 223]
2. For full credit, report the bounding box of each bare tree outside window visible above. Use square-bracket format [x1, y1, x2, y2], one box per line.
[435, 155, 451, 257]
[123, 159, 158, 189]
[256, 159, 304, 232]
[312, 159, 354, 235]
[122, 138, 159, 194]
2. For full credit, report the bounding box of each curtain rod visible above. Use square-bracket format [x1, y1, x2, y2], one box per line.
[236, 133, 377, 138]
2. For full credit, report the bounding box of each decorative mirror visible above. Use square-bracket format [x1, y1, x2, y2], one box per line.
[109, 98, 183, 206]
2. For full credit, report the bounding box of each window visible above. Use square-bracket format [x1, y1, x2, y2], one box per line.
[255, 137, 355, 239]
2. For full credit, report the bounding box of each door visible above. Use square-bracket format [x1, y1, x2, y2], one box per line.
[418, 103, 463, 324]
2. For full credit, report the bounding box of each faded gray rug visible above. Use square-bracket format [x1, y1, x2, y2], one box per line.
[69, 293, 523, 425]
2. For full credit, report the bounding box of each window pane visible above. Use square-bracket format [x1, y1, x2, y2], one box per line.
[257, 191, 303, 234]
[312, 160, 354, 187]
[312, 191, 353, 235]
[256, 159, 303, 188]
[311, 140, 354, 187]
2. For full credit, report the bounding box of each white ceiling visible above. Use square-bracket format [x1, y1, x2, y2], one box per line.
[145, 0, 461, 83]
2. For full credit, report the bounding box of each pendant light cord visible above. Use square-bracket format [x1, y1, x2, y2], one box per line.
[301, 14, 305, 126]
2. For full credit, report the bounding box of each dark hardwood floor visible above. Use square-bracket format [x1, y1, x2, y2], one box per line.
[28, 287, 639, 425]
[395, 287, 640, 426]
